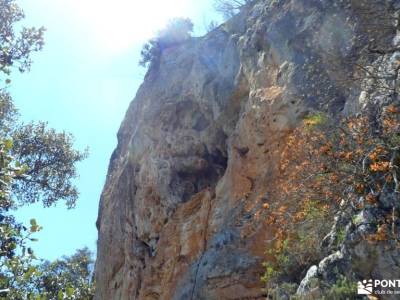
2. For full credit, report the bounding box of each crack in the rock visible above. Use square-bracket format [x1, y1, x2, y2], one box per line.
[190, 190, 213, 300]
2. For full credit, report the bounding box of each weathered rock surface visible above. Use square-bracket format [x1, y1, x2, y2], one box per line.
[95, 0, 400, 299]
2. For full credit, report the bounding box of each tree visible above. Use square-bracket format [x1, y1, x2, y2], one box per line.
[213, 0, 253, 19]
[0, 91, 16, 135]
[0, 247, 95, 300]
[139, 18, 194, 67]
[0, 92, 88, 211]
[0, 137, 43, 299]
[0, 139, 29, 262]
[0, 0, 45, 78]
[11, 122, 88, 208]
[35, 247, 95, 300]
[0, 1, 89, 298]
[0, 1, 87, 210]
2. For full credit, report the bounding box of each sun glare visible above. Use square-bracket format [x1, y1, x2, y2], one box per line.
[66, 0, 190, 54]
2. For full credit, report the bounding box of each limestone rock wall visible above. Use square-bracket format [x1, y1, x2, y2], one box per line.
[95, 1, 399, 299]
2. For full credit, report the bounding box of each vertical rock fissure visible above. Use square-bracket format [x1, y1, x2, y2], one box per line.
[190, 191, 213, 300]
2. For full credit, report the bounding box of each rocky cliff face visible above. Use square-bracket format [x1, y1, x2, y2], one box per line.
[95, 1, 400, 299]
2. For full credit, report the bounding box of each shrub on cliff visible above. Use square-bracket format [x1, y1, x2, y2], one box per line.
[213, 0, 254, 18]
[139, 18, 194, 67]
[262, 106, 400, 295]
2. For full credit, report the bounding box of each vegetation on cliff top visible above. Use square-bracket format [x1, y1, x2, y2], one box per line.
[139, 18, 194, 68]
[213, 0, 254, 18]
[139, 0, 254, 68]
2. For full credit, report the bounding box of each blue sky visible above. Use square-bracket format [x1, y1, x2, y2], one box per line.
[11, 0, 221, 261]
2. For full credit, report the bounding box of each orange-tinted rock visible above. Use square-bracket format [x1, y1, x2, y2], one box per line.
[94, 1, 386, 299]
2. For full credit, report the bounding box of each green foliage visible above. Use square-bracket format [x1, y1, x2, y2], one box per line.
[0, 95, 88, 211]
[0, 137, 42, 300]
[261, 262, 279, 284]
[262, 200, 331, 289]
[351, 214, 363, 226]
[0, 1, 91, 299]
[303, 112, 328, 128]
[262, 106, 400, 296]
[0, 254, 40, 299]
[302, 199, 325, 221]
[262, 239, 292, 284]
[11, 122, 88, 208]
[335, 227, 346, 247]
[0, 138, 36, 256]
[0, 90, 17, 135]
[0, 0, 87, 209]
[0, 0, 45, 80]
[0, 248, 95, 300]
[139, 18, 193, 67]
[35, 248, 95, 300]
[324, 276, 357, 300]
[264, 282, 299, 300]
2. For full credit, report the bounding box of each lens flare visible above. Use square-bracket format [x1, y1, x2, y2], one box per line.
[64, 0, 190, 54]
